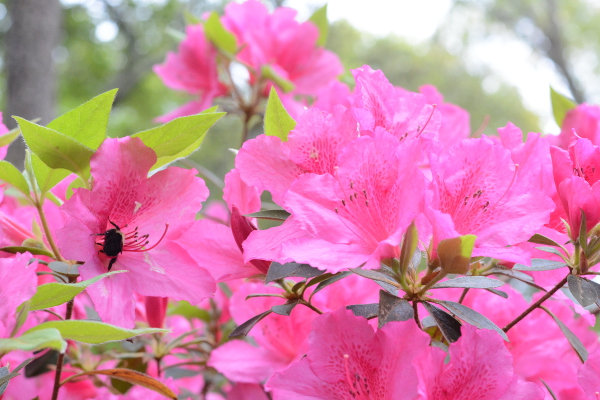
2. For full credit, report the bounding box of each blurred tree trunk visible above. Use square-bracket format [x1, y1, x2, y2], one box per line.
[4, 0, 61, 170]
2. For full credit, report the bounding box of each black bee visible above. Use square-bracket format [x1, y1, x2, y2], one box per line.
[92, 221, 124, 271]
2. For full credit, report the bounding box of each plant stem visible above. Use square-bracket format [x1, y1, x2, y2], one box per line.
[51, 281, 75, 400]
[412, 301, 422, 329]
[502, 275, 568, 333]
[458, 288, 470, 304]
[301, 300, 323, 315]
[36, 202, 65, 262]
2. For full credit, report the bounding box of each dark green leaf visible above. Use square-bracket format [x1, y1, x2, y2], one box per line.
[346, 304, 378, 319]
[264, 87, 296, 142]
[540, 305, 588, 362]
[310, 271, 353, 297]
[48, 261, 80, 277]
[513, 259, 567, 272]
[378, 290, 414, 328]
[0, 246, 54, 258]
[550, 86, 577, 127]
[485, 288, 509, 299]
[528, 233, 565, 248]
[350, 268, 399, 288]
[436, 300, 508, 341]
[422, 302, 462, 343]
[535, 246, 566, 258]
[489, 268, 547, 291]
[541, 380, 558, 400]
[229, 310, 272, 338]
[204, 11, 237, 54]
[0, 366, 9, 394]
[431, 276, 504, 289]
[580, 208, 588, 255]
[47, 89, 117, 149]
[567, 275, 600, 307]
[266, 262, 324, 283]
[25, 350, 59, 378]
[245, 209, 291, 221]
[271, 301, 298, 316]
[308, 4, 329, 46]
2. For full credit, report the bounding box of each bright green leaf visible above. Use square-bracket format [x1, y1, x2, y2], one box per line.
[15, 117, 93, 180]
[264, 87, 296, 142]
[132, 112, 224, 170]
[30, 153, 71, 195]
[309, 4, 329, 47]
[29, 270, 127, 311]
[261, 65, 295, 93]
[0, 161, 30, 197]
[168, 301, 211, 322]
[398, 221, 418, 276]
[204, 11, 237, 55]
[25, 321, 168, 344]
[183, 10, 201, 25]
[0, 329, 67, 354]
[0, 246, 54, 258]
[65, 176, 86, 200]
[47, 89, 117, 149]
[437, 234, 477, 275]
[550, 87, 577, 127]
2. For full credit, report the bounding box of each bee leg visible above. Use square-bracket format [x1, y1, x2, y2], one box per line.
[108, 257, 118, 271]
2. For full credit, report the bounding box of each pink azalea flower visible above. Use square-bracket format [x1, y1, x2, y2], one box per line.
[56, 137, 215, 328]
[426, 136, 554, 264]
[154, 24, 228, 123]
[349, 66, 441, 141]
[550, 135, 600, 238]
[578, 349, 600, 399]
[278, 131, 427, 272]
[440, 286, 598, 394]
[553, 104, 600, 149]
[266, 307, 429, 400]
[416, 324, 544, 400]
[419, 84, 470, 148]
[0, 252, 37, 338]
[222, 0, 343, 96]
[177, 169, 265, 281]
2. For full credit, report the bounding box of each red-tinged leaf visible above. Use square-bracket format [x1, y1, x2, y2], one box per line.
[61, 369, 176, 399]
[437, 235, 476, 274]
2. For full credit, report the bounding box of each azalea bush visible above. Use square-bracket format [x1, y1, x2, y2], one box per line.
[1, 1, 600, 399]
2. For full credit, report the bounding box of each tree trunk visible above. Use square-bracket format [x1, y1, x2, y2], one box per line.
[4, 0, 61, 170]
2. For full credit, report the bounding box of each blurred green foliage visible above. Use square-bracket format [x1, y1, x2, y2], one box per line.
[0, 0, 546, 201]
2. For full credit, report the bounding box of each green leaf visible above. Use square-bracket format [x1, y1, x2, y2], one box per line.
[168, 301, 211, 322]
[0, 329, 67, 353]
[431, 276, 504, 289]
[567, 275, 600, 307]
[264, 87, 296, 142]
[271, 300, 299, 316]
[266, 262, 324, 283]
[437, 234, 477, 274]
[308, 4, 329, 47]
[0, 357, 34, 394]
[183, 10, 201, 25]
[30, 153, 72, 195]
[436, 299, 509, 341]
[422, 302, 462, 343]
[47, 89, 117, 149]
[29, 270, 127, 311]
[540, 305, 588, 362]
[245, 209, 291, 221]
[261, 65, 295, 93]
[346, 303, 379, 319]
[513, 259, 567, 272]
[349, 268, 399, 288]
[0, 160, 30, 197]
[398, 222, 418, 276]
[541, 380, 558, 400]
[132, 112, 224, 170]
[310, 271, 353, 297]
[378, 290, 414, 328]
[204, 11, 237, 55]
[15, 117, 93, 180]
[229, 310, 272, 338]
[25, 321, 168, 344]
[0, 246, 54, 258]
[550, 87, 577, 127]
[48, 261, 80, 277]
[65, 176, 86, 200]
